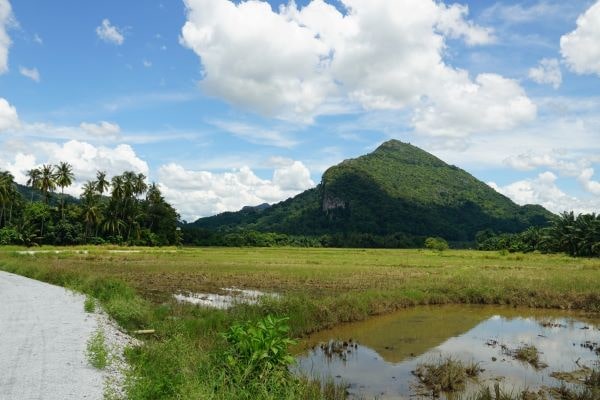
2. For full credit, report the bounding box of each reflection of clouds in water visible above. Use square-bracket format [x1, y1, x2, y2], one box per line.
[295, 310, 600, 399]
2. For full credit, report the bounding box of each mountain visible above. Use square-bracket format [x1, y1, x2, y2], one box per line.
[15, 183, 80, 206]
[192, 140, 553, 241]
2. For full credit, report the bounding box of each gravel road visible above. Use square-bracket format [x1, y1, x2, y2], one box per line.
[0, 271, 104, 400]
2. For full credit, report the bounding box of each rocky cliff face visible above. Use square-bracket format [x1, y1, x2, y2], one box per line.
[322, 193, 346, 212]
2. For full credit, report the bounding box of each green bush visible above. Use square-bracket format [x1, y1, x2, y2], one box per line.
[425, 237, 449, 251]
[222, 315, 296, 382]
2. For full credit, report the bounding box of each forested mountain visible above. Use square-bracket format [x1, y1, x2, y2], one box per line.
[192, 140, 553, 241]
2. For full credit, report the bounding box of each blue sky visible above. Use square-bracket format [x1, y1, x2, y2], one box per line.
[0, 0, 599, 221]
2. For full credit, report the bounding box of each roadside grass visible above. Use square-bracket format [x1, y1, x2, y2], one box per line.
[84, 296, 96, 313]
[87, 329, 109, 370]
[1, 247, 600, 399]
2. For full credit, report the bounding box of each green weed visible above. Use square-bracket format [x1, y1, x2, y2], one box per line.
[87, 329, 109, 370]
[84, 296, 96, 313]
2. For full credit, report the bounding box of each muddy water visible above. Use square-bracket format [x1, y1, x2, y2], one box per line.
[293, 305, 600, 399]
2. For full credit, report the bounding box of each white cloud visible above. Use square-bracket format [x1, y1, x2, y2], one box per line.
[80, 121, 121, 138]
[435, 3, 496, 46]
[528, 58, 562, 89]
[0, 97, 19, 131]
[157, 159, 314, 220]
[96, 19, 125, 45]
[210, 120, 298, 148]
[578, 168, 600, 195]
[560, 1, 600, 76]
[181, 0, 531, 136]
[19, 66, 40, 82]
[33, 33, 43, 45]
[481, 2, 570, 24]
[143, 59, 152, 68]
[503, 150, 582, 176]
[0, 140, 149, 196]
[411, 73, 536, 137]
[490, 171, 599, 214]
[0, 0, 14, 74]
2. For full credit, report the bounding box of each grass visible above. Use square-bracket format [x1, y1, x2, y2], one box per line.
[413, 357, 482, 395]
[512, 345, 545, 369]
[87, 329, 109, 370]
[1, 247, 600, 399]
[84, 296, 96, 313]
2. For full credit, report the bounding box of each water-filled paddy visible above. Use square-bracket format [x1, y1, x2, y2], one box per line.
[294, 305, 600, 399]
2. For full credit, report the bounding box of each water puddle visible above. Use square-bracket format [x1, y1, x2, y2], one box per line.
[174, 288, 279, 309]
[16, 250, 88, 255]
[294, 305, 600, 399]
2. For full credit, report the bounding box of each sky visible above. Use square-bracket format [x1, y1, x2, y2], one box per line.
[0, 0, 599, 222]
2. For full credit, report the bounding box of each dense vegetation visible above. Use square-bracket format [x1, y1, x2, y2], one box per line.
[477, 212, 600, 257]
[193, 140, 553, 242]
[0, 165, 180, 246]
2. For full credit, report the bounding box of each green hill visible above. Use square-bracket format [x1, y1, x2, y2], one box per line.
[191, 140, 553, 241]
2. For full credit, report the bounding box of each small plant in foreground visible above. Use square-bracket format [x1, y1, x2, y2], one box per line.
[84, 296, 95, 313]
[222, 315, 296, 382]
[87, 329, 109, 369]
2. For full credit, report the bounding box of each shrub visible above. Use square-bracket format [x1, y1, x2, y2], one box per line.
[425, 237, 450, 251]
[221, 315, 296, 382]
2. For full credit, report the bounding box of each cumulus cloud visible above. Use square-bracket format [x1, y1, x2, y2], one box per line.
[560, 1, 600, 76]
[0, 97, 19, 131]
[411, 73, 536, 137]
[80, 121, 121, 139]
[0, 0, 13, 74]
[181, 0, 531, 136]
[578, 168, 600, 195]
[503, 150, 582, 176]
[490, 171, 599, 214]
[19, 66, 40, 82]
[502, 149, 600, 197]
[528, 58, 562, 89]
[96, 19, 125, 45]
[157, 160, 314, 220]
[0, 140, 149, 196]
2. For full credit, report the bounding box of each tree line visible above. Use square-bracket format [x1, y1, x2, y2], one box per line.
[0, 163, 180, 246]
[476, 212, 600, 257]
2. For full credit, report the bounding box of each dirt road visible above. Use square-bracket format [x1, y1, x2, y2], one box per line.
[0, 271, 103, 400]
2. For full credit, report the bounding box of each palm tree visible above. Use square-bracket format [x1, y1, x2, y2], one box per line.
[25, 168, 42, 201]
[95, 171, 110, 195]
[134, 173, 148, 197]
[39, 164, 56, 204]
[53, 162, 75, 221]
[0, 171, 16, 227]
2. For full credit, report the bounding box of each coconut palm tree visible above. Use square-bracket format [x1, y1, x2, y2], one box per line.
[134, 173, 148, 197]
[95, 171, 110, 195]
[25, 168, 42, 201]
[53, 162, 75, 221]
[0, 171, 16, 227]
[39, 164, 56, 204]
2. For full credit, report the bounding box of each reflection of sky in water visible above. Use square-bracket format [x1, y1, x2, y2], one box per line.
[294, 308, 600, 400]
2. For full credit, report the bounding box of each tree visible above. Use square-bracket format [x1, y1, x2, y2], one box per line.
[39, 164, 56, 205]
[53, 162, 75, 221]
[95, 171, 110, 196]
[424, 237, 449, 251]
[26, 168, 42, 201]
[0, 171, 17, 227]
